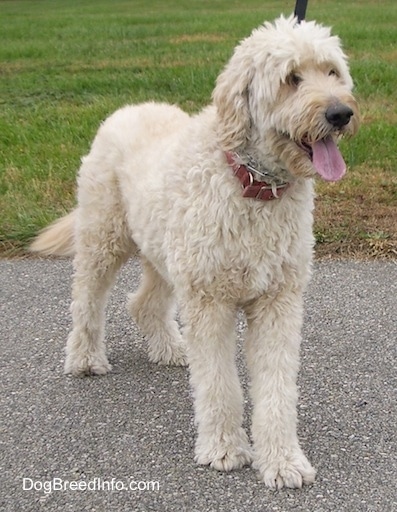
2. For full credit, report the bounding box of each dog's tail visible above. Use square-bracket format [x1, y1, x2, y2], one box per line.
[29, 210, 77, 257]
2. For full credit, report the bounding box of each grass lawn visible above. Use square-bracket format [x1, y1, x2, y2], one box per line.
[0, 0, 396, 258]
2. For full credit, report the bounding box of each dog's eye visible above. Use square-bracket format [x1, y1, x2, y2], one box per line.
[329, 68, 339, 77]
[289, 73, 303, 87]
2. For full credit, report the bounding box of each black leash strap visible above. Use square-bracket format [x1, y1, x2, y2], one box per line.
[294, 0, 308, 23]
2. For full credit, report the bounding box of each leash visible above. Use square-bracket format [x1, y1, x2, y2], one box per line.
[294, 0, 308, 23]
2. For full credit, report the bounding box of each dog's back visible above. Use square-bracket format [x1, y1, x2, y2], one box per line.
[30, 103, 190, 257]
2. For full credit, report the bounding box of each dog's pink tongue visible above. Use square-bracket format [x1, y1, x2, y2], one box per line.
[312, 136, 346, 181]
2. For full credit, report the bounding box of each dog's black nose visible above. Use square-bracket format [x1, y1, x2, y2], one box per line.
[325, 104, 354, 129]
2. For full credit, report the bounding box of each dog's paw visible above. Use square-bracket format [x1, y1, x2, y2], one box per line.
[254, 449, 316, 489]
[148, 340, 187, 367]
[64, 352, 112, 377]
[195, 428, 253, 471]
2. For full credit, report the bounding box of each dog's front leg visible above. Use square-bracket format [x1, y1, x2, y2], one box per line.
[181, 296, 252, 471]
[244, 290, 316, 489]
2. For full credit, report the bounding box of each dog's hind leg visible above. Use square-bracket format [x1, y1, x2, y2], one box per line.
[65, 200, 133, 376]
[127, 258, 186, 366]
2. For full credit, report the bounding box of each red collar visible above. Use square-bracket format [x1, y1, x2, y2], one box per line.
[225, 151, 290, 201]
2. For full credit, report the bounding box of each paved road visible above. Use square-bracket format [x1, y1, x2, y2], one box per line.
[1, 258, 396, 512]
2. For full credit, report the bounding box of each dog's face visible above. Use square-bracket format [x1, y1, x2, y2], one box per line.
[213, 16, 360, 181]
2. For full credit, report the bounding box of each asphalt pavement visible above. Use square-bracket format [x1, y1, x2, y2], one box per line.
[1, 258, 396, 512]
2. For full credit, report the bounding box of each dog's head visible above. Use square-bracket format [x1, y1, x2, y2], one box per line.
[213, 15, 360, 181]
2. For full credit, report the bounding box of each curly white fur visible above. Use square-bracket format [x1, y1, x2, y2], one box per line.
[30, 15, 359, 489]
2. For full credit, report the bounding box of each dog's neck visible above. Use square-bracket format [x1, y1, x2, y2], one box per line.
[234, 152, 292, 186]
[231, 147, 295, 186]
[225, 151, 293, 201]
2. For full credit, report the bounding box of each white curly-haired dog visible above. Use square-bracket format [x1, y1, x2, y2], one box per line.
[31, 15, 359, 488]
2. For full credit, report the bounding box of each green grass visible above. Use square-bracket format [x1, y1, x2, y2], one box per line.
[1, 0, 396, 257]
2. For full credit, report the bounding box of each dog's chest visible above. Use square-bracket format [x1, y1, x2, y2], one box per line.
[189, 238, 289, 302]
[164, 195, 314, 302]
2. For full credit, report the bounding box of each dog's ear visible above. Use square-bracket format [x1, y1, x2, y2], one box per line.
[212, 50, 253, 151]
